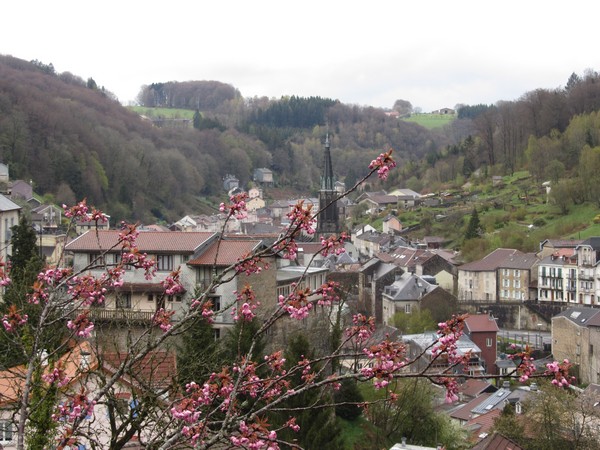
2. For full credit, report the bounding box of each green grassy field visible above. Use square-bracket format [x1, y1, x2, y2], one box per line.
[128, 106, 195, 120]
[402, 113, 455, 129]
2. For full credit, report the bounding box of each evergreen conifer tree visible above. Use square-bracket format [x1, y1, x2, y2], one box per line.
[465, 208, 481, 240]
[275, 334, 343, 449]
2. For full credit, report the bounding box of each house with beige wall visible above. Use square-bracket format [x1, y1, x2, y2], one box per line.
[0, 194, 20, 265]
[458, 248, 527, 302]
[552, 307, 600, 385]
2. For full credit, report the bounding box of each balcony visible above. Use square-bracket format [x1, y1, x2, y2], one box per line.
[76, 308, 156, 323]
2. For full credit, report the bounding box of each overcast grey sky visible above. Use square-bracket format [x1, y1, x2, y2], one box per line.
[2, 1, 599, 112]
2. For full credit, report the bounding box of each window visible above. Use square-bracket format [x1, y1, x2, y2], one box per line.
[156, 254, 173, 271]
[114, 253, 131, 270]
[167, 295, 182, 303]
[147, 294, 154, 303]
[404, 304, 411, 314]
[210, 296, 221, 312]
[213, 328, 221, 340]
[486, 337, 493, 347]
[116, 293, 132, 309]
[514, 269, 521, 277]
[89, 253, 105, 266]
[514, 279, 521, 288]
[0, 420, 13, 442]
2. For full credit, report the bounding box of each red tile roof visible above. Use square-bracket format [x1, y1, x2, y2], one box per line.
[66, 230, 216, 253]
[450, 393, 491, 421]
[466, 409, 503, 443]
[460, 378, 496, 398]
[0, 341, 97, 405]
[188, 239, 262, 266]
[465, 314, 500, 333]
[471, 431, 524, 450]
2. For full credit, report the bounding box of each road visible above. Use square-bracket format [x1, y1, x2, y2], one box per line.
[499, 328, 551, 350]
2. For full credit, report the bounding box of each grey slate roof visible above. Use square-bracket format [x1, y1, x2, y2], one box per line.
[0, 194, 21, 212]
[470, 388, 511, 415]
[383, 272, 436, 301]
[554, 307, 600, 327]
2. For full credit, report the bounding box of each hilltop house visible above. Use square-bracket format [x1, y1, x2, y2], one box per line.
[382, 214, 402, 234]
[253, 168, 273, 185]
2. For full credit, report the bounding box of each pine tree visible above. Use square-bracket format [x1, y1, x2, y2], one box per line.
[275, 334, 343, 449]
[334, 378, 363, 420]
[176, 316, 221, 386]
[0, 216, 47, 368]
[465, 208, 481, 240]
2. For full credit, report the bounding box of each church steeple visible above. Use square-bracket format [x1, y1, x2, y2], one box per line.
[316, 132, 339, 237]
[320, 133, 335, 191]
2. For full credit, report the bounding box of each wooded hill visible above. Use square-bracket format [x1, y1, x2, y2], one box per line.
[1, 54, 600, 226]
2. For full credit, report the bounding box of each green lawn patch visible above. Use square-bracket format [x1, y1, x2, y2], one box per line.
[338, 416, 385, 450]
[128, 106, 195, 120]
[402, 113, 455, 129]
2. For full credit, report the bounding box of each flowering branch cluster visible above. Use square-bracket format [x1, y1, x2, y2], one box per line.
[508, 345, 574, 388]
[52, 388, 95, 423]
[235, 254, 269, 276]
[314, 281, 340, 307]
[66, 310, 94, 338]
[2, 304, 28, 333]
[545, 359, 575, 387]
[368, 149, 397, 180]
[0, 258, 11, 286]
[153, 308, 176, 332]
[346, 314, 375, 343]
[277, 285, 312, 320]
[319, 233, 348, 257]
[431, 315, 467, 366]
[63, 199, 109, 224]
[171, 354, 296, 448]
[232, 285, 260, 322]
[274, 201, 316, 261]
[8, 150, 585, 450]
[220, 192, 249, 220]
[361, 340, 407, 389]
[42, 361, 70, 388]
[161, 269, 185, 296]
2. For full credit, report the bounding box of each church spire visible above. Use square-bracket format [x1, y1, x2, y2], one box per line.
[316, 132, 339, 237]
[320, 132, 334, 191]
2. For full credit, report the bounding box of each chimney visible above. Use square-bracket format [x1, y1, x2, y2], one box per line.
[40, 349, 49, 367]
[81, 350, 91, 370]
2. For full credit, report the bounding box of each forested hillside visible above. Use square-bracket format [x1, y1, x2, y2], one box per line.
[1, 54, 600, 226]
[0, 55, 444, 222]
